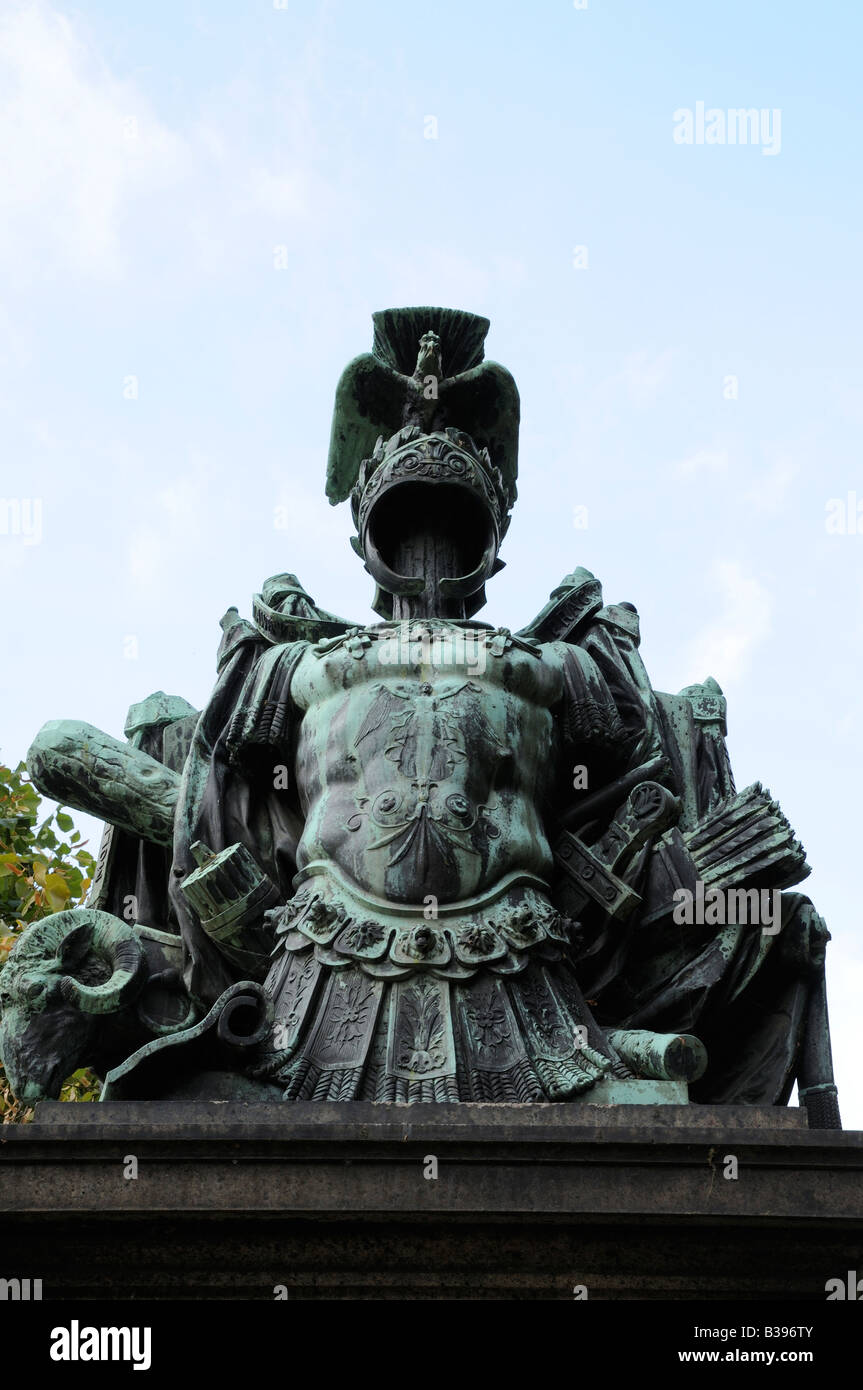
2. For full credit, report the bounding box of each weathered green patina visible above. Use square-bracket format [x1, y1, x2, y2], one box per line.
[0, 308, 840, 1125]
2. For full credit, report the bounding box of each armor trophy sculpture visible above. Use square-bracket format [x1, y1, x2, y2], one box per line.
[0, 308, 840, 1127]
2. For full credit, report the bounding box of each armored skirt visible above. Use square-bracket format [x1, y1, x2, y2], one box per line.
[249, 862, 620, 1102]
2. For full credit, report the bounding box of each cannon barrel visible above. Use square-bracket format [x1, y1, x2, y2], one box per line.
[608, 1028, 708, 1082]
[27, 720, 180, 846]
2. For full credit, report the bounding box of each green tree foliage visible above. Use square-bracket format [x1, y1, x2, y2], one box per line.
[0, 760, 100, 1123]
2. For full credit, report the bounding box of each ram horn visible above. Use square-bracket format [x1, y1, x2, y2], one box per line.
[55, 909, 147, 1015]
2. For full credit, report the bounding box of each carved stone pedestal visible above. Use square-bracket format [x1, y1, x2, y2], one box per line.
[1, 1102, 860, 1300]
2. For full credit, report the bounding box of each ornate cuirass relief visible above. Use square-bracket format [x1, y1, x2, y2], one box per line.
[291, 623, 563, 902]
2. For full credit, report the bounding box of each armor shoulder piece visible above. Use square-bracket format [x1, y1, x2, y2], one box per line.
[516, 567, 604, 643]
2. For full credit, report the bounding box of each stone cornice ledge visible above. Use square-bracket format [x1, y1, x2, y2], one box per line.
[1, 1103, 861, 1222]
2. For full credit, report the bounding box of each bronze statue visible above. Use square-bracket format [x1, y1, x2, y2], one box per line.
[0, 308, 840, 1126]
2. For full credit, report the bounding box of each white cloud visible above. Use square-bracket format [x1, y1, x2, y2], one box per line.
[127, 524, 163, 588]
[248, 166, 311, 221]
[156, 470, 206, 534]
[0, 300, 32, 368]
[684, 560, 773, 684]
[0, 2, 350, 292]
[619, 348, 677, 405]
[671, 447, 729, 478]
[744, 451, 798, 514]
[126, 456, 209, 591]
[271, 483, 348, 543]
[0, 1, 189, 279]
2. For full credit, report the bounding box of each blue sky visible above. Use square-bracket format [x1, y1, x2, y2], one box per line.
[1, 0, 862, 1123]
